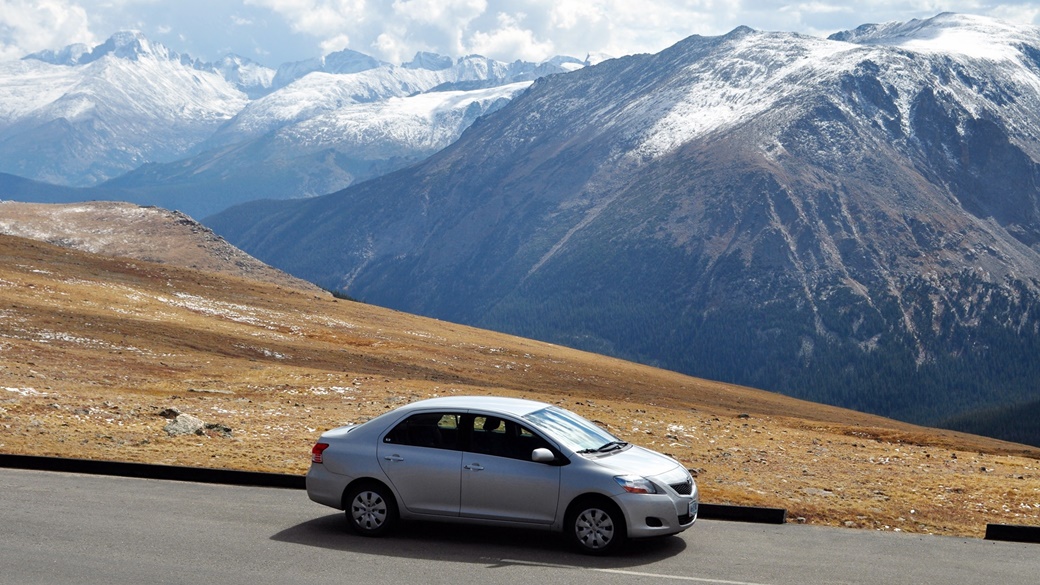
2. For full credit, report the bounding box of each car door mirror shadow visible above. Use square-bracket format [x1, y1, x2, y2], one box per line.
[270, 513, 687, 566]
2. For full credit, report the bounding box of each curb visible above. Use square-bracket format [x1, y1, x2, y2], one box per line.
[985, 524, 1040, 544]
[699, 503, 787, 524]
[1, 454, 787, 524]
[0, 454, 304, 489]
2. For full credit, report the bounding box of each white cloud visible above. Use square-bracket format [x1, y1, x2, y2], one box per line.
[0, 0, 94, 60]
[3, 1, 1040, 66]
[989, 3, 1040, 25]
[468, 12, 555, 62]
[244, 0, 711, 62]
[319, 33, 352, 56]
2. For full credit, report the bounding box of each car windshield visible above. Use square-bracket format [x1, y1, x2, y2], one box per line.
[523, 406, 622, 453]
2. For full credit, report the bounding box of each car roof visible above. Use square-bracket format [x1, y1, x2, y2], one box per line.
[400, 395, 552, 417]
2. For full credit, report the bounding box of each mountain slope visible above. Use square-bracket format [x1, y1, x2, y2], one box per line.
[2, 231, 1039, 539]
[0, 200, 320, 292]
[207, 14, 1040, 432]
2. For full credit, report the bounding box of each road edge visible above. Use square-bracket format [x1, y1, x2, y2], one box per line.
[0, 453, 786, 524]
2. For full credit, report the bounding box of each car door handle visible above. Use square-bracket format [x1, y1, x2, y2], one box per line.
[463, 463, 484, 471]
[383, 454, 404, 462]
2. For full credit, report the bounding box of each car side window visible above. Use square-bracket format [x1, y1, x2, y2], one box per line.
[470, 415, 553, 461]
[383, 413, 460, 450]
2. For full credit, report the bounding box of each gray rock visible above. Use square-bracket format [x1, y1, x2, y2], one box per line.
[164, 413, 205, 436]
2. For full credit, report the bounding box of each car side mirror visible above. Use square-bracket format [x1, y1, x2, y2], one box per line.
[531, 448, 556, 463]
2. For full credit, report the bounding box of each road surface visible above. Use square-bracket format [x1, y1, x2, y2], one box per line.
[1, 468, 1036, 584]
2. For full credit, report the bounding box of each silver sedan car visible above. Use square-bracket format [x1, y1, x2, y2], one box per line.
[306, 395, 698, 554]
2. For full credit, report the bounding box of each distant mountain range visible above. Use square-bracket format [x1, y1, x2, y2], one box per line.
[206, 13, 1040, 443]
[0, 31, 583, 217]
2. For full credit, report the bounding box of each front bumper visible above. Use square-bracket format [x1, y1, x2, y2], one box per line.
[615, 491, 698, 538]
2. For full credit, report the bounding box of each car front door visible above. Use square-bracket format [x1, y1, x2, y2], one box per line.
[377, 412, 463, 516]
[460, 415, 561, 524]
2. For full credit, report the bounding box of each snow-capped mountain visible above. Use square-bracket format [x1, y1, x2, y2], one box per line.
[100, 81, 530, 217]
[205, 55, 276, 99]
[269, 48, 382, 90]
[0, 31, 581, 203]
[203, 52, 583, 149]
[0, 32, 248, 186]
[281, 82, 526, 155]
[207, 13, 1040, 436]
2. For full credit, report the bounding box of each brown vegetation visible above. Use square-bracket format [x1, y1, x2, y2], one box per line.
[1, 232, 1039, 538]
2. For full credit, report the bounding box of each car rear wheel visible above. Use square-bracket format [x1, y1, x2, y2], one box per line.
[344, 482, 398, 536]
[566, 497, 626, 555]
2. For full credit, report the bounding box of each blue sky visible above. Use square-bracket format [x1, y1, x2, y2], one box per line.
[2, 1, 1040, 66]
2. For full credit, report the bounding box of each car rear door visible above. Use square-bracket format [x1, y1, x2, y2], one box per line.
[377, 412, 463, 516]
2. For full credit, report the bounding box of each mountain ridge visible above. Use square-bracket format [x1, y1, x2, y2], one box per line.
[0, 31, 582, 215]
[206, 14, 1040, 436]
[0, 200, 322, 293]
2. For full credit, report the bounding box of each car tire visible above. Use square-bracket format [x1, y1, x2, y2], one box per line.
[566, 497, 627, 555]
[344, 482, 398, 536]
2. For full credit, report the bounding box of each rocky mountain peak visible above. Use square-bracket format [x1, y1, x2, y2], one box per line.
[404, 51, 454, 70]
[81, 31, 177, 64]
[21, 31, 176, 66]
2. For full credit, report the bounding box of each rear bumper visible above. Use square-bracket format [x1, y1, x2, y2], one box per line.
[306, 463, 347, 509]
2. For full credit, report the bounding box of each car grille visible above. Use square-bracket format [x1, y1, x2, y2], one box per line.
[670, 480, 693, 495]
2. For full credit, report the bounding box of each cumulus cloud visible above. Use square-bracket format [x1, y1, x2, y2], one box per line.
[246, 0, 1040, 64]
[3, 1, 1040, 65]
[0, 0, 94, 60]
[245, 0, 721, 62]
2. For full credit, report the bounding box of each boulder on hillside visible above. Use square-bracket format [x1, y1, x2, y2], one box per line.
[164, 413, 205, 436]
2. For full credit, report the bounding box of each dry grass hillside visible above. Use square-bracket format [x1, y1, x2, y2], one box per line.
[1, 206, 1039, 538]
[0, 200, 323, 293]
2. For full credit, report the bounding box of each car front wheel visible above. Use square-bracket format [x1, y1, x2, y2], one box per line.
[566, 497, 626, 555]
[344, 482, 398, 536]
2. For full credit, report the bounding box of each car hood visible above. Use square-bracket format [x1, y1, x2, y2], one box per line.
[584, 444, 682, 477]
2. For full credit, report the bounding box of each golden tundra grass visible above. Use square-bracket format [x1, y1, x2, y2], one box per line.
[1, 234, 1038, 537]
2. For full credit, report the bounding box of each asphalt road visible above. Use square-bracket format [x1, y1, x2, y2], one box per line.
[1, 468, 1037, 585]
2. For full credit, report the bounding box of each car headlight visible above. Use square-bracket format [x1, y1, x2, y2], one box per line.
[614, 475, 658, 494]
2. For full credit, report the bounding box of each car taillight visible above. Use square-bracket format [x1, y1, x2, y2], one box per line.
[311, 443, 330, 463]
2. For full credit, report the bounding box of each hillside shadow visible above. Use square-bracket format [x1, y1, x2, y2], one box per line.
[271, 513, 687, 568]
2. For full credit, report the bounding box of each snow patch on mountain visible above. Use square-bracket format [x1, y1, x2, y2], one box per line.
[633, 33, 863, 159]
[830, 13, 1040, 62]
[210, 53, 567, 146]
[220, 67, 452, 138]
[208, 55, 276, 99]
[635, 14, 1040, 161]
[279, 82, 530, 155]
[0, 60, 80, 123]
